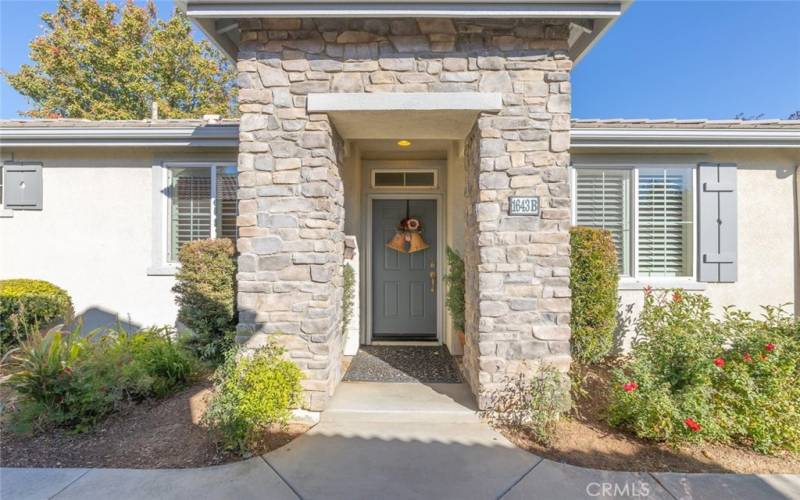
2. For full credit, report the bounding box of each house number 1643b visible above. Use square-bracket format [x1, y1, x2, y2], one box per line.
[508, 196, 540, 216]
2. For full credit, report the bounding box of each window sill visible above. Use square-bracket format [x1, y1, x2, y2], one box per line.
[619, 279, 707, 291]
[146, 265, 178, 276]
[0, 208, 14, 218]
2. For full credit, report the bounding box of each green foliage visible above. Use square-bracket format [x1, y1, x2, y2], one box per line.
[0, 279, 73, 352]
[444, 247, 466, 332]
[714, 306, 800, 453]
[202, 344, 303, 454]
[609, 290, 800, 454]
[5, 326, 196, 432]
[569, 227, 619, 364]
[342, 264, 355, 335]
[173, 239, 237, 362]
[3, 0, 235, 119]
[485, 366, 569, 446]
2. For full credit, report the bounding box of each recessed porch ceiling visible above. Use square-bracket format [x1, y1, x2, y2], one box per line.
[307, 92, 501, 140]
[178, 0, 633, 63]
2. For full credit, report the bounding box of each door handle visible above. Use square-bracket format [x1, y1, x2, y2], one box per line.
[430, 271, 436, 294]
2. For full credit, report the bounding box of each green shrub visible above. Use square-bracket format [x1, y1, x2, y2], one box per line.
[0, 279, 73, 352]
[202, 343, 303, 453]
[6, 330, 114, 432]
[484, 366, 569, 446]
[714, 306, 800, 453]
[6, 326, 196, 432]
[444, 247, 465, 332]
[86, 327, 196, 401]
[608, 290, 726, 444]
[173, 239, 237, 362]
[342, 264, 355, 335]
[609, 290, 800, 454]
[569, 227, 619, 364]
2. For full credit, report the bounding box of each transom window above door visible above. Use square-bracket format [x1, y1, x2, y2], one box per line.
[573, 165, 695, 279]
[166, 163, 237, 262]
[372, 169, 437, 189]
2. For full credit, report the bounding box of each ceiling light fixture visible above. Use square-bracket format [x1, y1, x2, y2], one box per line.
[397, 140, 412, 147]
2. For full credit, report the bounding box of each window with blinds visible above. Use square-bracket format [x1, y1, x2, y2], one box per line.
[168, 165, 238, 262]
[574, 166, 694, 279]
[637, 168, 693, 277]
[575, 169, 632, 276]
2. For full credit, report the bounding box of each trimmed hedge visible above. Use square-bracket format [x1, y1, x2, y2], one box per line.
[172, 239, 237, 362]
[569, 227, 619, 364]
[0, 279, 73, 352]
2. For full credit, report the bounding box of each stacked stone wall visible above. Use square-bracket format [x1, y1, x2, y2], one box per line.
[236, 17, 572, 410]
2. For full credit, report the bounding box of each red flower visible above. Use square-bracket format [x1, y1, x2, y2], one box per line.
[743, 353, 753, 363]
[765, 343, 775, 352]
[623, 381, 638, 393]
[643, 286, 653, 297]
[672, 291, 683, 303]
[684, 418, 701, 432]
[713, 357, 725, 368]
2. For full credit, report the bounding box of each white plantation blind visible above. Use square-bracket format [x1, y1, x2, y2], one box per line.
[637, 168, 693, 277]
[216, 167, 238, 240]
[168, 165, 238, 261]
[170, 168, 212, 261]
[575, 169, 631, 276]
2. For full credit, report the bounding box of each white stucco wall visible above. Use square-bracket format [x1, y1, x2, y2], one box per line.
[0, 147, 235, 332]
[574, 148, 799, 344]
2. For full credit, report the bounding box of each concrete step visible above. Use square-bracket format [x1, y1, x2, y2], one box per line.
[322, 381, 480, 424]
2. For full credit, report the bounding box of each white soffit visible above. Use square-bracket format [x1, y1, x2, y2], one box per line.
[307, 92, 502, 139]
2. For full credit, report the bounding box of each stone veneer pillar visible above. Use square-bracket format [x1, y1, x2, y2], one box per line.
[235, 17, 573, 411]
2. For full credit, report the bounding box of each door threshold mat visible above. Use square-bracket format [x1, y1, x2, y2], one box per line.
[343, 345, 462, 383]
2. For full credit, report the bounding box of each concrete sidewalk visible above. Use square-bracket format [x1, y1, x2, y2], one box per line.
[3, 383, 800, 500]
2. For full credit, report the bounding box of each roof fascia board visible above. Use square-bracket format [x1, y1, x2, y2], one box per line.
[571, 127, 800, 149]
[185, 2, 622, 19]
[0, 126, 239, 148]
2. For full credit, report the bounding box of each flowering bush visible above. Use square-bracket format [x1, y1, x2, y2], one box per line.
[608, 290, 800, 454]
[714, 306, 800, 453]
[608, 290, 726, 444]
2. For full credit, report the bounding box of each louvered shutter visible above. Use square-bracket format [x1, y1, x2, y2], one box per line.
[638, 168, 693, 277]
[169, 169, 212, 260]
[216, 170, 238, 240]
[698, 163, 737, 282]
[575, 169, 631, 275]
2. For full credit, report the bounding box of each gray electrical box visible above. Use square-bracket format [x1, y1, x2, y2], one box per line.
[4, 162, 43, 210]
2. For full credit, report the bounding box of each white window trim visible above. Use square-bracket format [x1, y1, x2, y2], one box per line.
[571, 162, 704, 290]
[147, 161, 236, 276]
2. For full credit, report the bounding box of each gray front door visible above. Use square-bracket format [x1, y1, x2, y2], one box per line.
[372, 199, 437, 340]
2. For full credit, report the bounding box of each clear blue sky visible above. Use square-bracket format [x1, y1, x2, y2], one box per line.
[1, 0, 799, 119]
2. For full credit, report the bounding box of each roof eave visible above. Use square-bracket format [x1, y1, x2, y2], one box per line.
[180, 1, 628, 63]
[0, 126, 240, 148]
[571, 127, 800, 149]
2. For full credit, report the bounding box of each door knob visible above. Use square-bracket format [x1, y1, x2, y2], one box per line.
[430, 271, 436, 294]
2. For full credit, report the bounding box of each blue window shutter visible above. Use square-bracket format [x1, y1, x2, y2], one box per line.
[4, 162, 43, 210]
[698, 163, 737, 282]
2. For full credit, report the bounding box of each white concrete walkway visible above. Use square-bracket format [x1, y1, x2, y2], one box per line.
[3, 381, 800, 500]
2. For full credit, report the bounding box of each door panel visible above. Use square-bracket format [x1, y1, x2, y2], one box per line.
[372, 199, 437, 339]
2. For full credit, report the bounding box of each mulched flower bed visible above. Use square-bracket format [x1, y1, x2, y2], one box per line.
[499, 363, 800, 474]
[0, 377, 310, 469]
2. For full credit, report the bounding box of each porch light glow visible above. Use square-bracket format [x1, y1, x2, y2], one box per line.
[397, 140, 412, 147]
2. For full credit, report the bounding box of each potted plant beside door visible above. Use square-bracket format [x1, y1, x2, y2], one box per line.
[444, 247, 466, 348]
